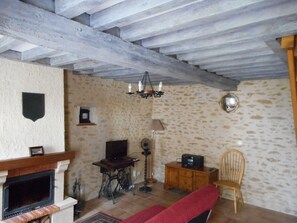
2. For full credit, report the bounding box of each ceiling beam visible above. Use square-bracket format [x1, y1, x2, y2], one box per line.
[90, 0, 201, 31]
[55, 0, 105, 18]
[142, 1, 296, 48]
[188, 48, 274, 65]
[0, 0, 238, 90]
[160, 14, 297, 55]
[21, 46, 56, 61]
[0, 37, 21, 54]
[120, 0, 270, 41]
[177, 41, 267, 61]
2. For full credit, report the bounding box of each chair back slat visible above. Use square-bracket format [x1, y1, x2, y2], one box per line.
[219, 149, 245, 185]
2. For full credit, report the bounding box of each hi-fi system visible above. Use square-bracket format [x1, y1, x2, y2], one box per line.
[181, 154, 204, 169]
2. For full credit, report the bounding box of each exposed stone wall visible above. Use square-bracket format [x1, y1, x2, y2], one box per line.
[64, 71, 152, 200]
[152, 79, 297, 216]
[0, 58, 64, 160]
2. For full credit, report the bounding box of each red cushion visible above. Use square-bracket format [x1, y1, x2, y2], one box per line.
[145, 184, 219, 223]
[121, 205, 166, 223]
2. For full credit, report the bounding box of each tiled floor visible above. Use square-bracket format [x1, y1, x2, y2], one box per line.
[76, 183, 297, 223]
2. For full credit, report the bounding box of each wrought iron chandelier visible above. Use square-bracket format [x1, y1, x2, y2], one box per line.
[127, 71, 164, 98]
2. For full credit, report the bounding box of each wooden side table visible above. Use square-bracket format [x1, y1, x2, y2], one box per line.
[164, 161, 218, 192]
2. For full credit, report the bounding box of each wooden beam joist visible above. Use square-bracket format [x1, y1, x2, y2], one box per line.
[0, 0, 238, 90]
[281, 35, 297, 140]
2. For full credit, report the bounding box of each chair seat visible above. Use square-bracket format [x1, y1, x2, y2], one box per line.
[213, 180, 241, 189]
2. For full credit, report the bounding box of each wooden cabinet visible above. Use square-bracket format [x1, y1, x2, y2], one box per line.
[164, 162, 218, 192]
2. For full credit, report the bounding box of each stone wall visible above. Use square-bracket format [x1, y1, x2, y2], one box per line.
[0, 58, 64, 160]
[152, 79, 297, 216]
[64, 71, 152, 200]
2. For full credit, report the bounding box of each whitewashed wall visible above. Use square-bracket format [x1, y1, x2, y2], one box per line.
[152, 79, 297, 216]
[0, 58, 65, 160]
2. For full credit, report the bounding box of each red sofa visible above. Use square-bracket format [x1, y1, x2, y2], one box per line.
[121, 184, 219, 223]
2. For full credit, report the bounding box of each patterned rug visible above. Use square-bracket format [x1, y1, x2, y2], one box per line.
[76, 212, 121, 223]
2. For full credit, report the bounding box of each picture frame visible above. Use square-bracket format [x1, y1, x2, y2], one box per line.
[29, 146, 44, 157]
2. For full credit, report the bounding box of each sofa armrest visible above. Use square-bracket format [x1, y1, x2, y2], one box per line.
[145, 185, 219, 223]
[121, 205, 166, 223]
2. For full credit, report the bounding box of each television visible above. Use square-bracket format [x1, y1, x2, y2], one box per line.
[105, 140, 128, 160]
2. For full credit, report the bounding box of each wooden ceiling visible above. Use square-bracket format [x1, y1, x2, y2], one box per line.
[0, 0, 296, 90]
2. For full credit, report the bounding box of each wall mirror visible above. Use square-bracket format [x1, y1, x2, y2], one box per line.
[219, 93, 239, 113]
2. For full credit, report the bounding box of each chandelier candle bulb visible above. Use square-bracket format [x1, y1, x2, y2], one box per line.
[158, 82, 162, 91]
[138, 81, 142, 91]
[128, 83, 132, 93]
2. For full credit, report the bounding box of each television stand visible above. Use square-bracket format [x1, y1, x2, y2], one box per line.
[92, 157, 137, 204]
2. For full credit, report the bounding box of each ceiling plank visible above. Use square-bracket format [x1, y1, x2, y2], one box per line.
[142, 1, 296, 48]
[73, 60, 106, 70]
[160, 14, 297, 55]
[120, 0, 269, 41]
[90, 0, 202, 31]
[201, 56, 282, 70]
[55, 0, 105, 18]
[50, 54, 87, 66]
[21, 46, 56, 61]
[177, 41, 268, 61]
[86, 0, 125, 14]
[188, 48, 274, 65]
[0, 37, 22, 53]
[207, 61, 285, 72]
[0, 0, 238, 90]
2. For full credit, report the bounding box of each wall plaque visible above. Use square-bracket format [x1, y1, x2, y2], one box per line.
[22, 92, 45, 122]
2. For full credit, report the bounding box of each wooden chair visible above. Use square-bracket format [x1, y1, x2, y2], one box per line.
[214, 149, 245, 213]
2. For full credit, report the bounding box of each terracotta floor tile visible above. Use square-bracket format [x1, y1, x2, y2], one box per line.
[76, 183, 297, 223]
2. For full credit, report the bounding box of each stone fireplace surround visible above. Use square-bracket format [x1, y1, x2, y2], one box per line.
[0, 152, 77, 223]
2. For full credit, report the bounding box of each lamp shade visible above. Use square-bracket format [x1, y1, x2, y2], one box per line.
[151, 119, 164, 131]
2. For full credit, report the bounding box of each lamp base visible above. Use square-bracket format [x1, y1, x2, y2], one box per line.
[146, 178, 157, 183]
[139, 186, 152, 193]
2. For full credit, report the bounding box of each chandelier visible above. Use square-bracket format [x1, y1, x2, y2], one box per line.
[127, 71, 164, 98]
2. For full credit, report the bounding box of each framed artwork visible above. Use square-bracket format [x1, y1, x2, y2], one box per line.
[29, 146, 44, 157]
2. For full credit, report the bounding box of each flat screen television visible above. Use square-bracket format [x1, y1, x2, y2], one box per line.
[105, 140, 128, 160]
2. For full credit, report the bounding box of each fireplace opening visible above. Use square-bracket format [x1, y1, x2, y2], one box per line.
[3, 170, 55, 219]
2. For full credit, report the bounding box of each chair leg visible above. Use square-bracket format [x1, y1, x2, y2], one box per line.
[239, 189, 244, 205]
[233, 188, 237, 214]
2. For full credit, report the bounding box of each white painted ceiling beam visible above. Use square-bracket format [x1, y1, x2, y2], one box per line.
[93, 68, 142, 77]
[21, 46, 56, 61]
[50, 54, 87, 66]
[218, 66, 288, 75]
[0, 0, 238, 90]
[90, 0, 202, 31]
[142, 0, 296, 48]
[177, 42, 268, 61]
[120, 0, 270, 41]
[201, 56, 282, 70]
[55, 0, 105, 18]
[93, 64, 125, 72]
[73, 60, 106, 70]
[227, 73, 288, 80]
[208, 61, 285, 73]
[0, 37, 22, 54]
[86, 0, 126, 14]
[225, 70, 288, 77]
[188, 49, 274, 65]
[160, 14, 297, 55]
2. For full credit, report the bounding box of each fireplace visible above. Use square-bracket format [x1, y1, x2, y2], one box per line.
[0, 152, 76, 222]
[2, 170, 55, 219]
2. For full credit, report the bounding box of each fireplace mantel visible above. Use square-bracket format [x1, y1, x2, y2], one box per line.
[0, 151, 75, 171]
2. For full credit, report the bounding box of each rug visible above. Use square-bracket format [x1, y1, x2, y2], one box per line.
[76, 212, 121, 223]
